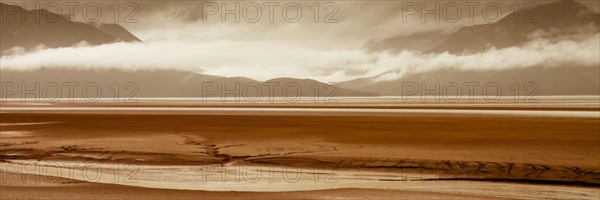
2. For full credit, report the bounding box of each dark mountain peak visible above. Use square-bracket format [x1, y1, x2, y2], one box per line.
[522, 0, 590, 15]
[0, 3, 142, 54]
[364, 30, 451, 53]
[95, 23, 142, 42]
[430, 0, 599, 54]
[498, 0, 598, 26]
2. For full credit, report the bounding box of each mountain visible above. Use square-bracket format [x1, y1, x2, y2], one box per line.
[95, 23, 142, 42]
[0, 69, 377, 98]
[340, 66, 600, 96]
[430, 0, 600, 54]
[0, 2, 141, 54]
[262, 78, 374, 97]
[345, 0, 600, 96]
[365, 31, 451, 53]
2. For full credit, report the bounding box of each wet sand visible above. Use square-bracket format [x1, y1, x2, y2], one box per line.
[1, 97, 599, 199]
[1, 172, 525, 200]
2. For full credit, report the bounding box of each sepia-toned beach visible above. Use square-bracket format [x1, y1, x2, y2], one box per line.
[1, 97, 599, 199]
[2, 0, 600, 199]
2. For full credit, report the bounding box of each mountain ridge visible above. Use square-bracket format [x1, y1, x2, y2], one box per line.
[0, 69, 378, 98]
[0, 2, 142, 54]
[430, 0, 600, 54]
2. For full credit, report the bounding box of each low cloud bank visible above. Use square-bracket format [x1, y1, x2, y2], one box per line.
[1, 34, 598, 82]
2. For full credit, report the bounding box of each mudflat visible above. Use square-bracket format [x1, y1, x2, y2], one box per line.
[1, 97, 599, 199]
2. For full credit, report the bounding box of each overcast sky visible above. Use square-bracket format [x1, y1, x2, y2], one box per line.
[4, 0, 598, 47]
[1, 1, 599, 82]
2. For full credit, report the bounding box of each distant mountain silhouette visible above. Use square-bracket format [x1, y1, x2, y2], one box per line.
[95, 23, 142, 42]
[430, 0, 600, 54]
[0, 69, 377, 98]
[340, 66, 600, 96]
[347, 0, 600, 96]
[1, 1, 598, 97]
[365, 31, 451, 53]
[0, 2, 141, 54]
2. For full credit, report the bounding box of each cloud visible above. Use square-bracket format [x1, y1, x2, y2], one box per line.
[371, 34, 600, 81]
[1, 33, 598, 83]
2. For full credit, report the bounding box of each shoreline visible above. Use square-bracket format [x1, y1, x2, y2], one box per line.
[0, 171, 518, 200]
[1, 100, 599, 199]
[2, 167, 598, 200]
